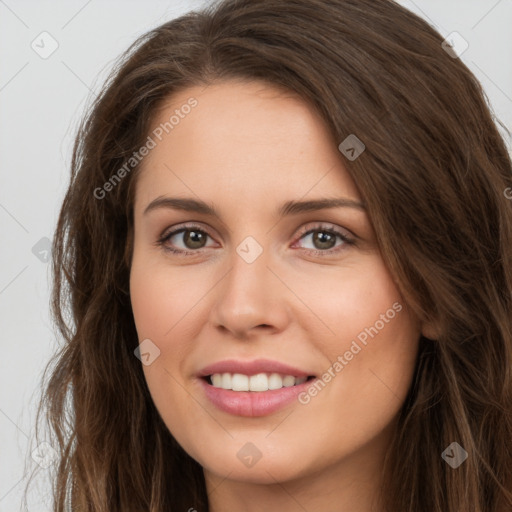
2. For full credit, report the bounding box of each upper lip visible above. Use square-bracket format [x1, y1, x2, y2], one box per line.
[197, 358, 315, 378]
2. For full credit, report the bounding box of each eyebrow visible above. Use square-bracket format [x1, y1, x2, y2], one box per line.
[143, 196, 366, 218]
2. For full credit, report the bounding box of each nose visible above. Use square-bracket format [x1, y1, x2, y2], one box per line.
[209, 243, 291, 339]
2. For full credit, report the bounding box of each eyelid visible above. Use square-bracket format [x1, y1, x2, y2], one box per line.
[158, 222, 214, 241]
[293, 222, 355, 242]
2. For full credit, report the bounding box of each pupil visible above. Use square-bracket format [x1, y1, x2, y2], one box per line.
[314, 231, 335, 250]
[185, 230, 205, 249]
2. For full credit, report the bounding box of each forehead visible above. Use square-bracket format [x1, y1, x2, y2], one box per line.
[134, 80, 361, 211]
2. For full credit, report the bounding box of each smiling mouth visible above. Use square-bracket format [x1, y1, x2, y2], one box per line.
[202, 372, 317, 392]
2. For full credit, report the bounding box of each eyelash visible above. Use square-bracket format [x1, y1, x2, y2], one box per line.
[156, 222, 355, 257]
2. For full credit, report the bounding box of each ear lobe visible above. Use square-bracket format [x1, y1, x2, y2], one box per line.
[421, 321, 439, 340]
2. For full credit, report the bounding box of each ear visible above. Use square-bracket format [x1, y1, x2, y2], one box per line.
[420, 320, 439, 340]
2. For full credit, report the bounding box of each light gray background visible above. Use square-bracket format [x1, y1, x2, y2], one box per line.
[1, 1, 511, 510]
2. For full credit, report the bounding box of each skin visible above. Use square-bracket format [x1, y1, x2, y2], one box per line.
[129, 80, 433, 512]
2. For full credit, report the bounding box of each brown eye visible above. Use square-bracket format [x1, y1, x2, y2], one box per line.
[293, 224, 355, 256]
[179, 229, 208, 249]
[309, 231, 337, 250]
[158, 225, 216, 254]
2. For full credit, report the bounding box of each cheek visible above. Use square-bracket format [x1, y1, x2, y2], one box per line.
[129, 254, 218, 387]
[290, 286, 418, 473]
[129, 256, 209, 340]
[129, 259, 206, 446]
[294, 258, 420, 422]
[293, 257, 410, 351]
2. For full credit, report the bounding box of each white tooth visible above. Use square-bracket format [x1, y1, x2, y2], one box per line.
[268, 373, 284, 390]
[231, 373, 249, 391]
[249, 373, 269, 392]
[282, 375, 296, 387]
[221, 373, 232, 389]
[213, 372, 306, 391]
[211, 373, 223, 387]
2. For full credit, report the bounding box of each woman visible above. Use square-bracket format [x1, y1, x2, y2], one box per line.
[27, 0, 512, 510]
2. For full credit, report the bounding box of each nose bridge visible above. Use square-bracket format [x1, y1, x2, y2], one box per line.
[224, 234, 271, 305]
[210, 233, 288, 335]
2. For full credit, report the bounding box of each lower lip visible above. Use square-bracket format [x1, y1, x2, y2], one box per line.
[198, 377, 316, 417]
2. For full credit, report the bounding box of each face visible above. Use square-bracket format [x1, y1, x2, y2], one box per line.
[129, 80, 423, 486]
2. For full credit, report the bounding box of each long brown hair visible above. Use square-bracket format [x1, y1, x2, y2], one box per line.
[25, 0, 512, 510]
